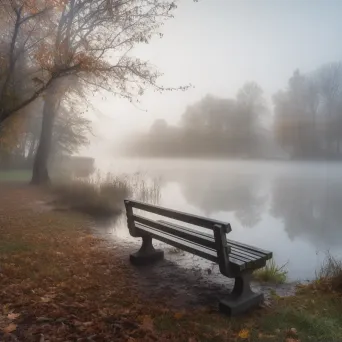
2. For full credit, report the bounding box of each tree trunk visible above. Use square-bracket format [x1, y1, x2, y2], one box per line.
[27, 137, 37, 161]
[31, 85, 60, 185]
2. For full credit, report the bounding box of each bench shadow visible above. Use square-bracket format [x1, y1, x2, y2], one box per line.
[128, 254, 237, 310]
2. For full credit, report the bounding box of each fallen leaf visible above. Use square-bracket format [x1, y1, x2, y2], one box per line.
[41, 297, 51, 303]
[7, 312, 20, 320]
[2, 323, 17, 333]
[174, 312, 184, 319]
[2, 304, 10, 314]
[259, 333, 276, 339]
[83, 321, 93, 327]
[36, 317, 53, 322]
[141, 315, 154, 331]
[285, 339, 300, 342]
[238, 328, 249, 339]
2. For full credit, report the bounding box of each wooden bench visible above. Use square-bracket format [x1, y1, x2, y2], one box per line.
[124, 199, 272, 315]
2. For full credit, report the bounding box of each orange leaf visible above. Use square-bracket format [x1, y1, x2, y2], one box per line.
[237, 328, 249, 339]
[2, 323, 17, 333]
[174, 312, 184, 319]
[141, 315, 154, 331]
[7, 313, 20, 320]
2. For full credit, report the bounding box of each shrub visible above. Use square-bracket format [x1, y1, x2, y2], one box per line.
[253, 259, 288, 284]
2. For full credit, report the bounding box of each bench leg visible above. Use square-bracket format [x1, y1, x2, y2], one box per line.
[219, 271, 263, 316]
[130, 235, 164, 266]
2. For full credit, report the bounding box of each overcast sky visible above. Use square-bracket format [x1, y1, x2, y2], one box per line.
[86, 0, 342, 154]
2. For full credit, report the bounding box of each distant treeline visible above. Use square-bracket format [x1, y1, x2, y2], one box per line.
[124, 62, 342, 160]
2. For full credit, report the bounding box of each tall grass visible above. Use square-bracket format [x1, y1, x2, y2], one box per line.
[253, 259, 288, 284]
[52, 171, 161, 218]
[121, 172, 161, 205]
[315, 253, 342, 292]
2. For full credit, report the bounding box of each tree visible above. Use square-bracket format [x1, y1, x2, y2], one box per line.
[315, 63, 342, 154]
[273, 70, 320, 158]
[28, 0, 188, 184]
[274, 63, 342, 159]
[126, 85, 268, 158]
[0, 1, 62, 126]
[0, 95, 91, 169]
[0, 1, 188, 183]
[235, 82, 266, 154]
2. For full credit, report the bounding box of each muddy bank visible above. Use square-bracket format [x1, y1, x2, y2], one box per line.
[92, 217, 297, 311]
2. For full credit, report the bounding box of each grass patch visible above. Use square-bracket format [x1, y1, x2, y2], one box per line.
[253, 259, 288, 284]
[0, 170, 31, 182]
[256, 294, 342, 342]
[314, 253, 342, 292]
[154, 312, 233, 342]
[52, 174, 129, 218]
[52, 171, 161, 219]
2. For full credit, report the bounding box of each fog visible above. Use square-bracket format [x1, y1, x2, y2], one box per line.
[2, 0, 342, 280]
[84, 0, 342, 160]
[78, 0, 342, 281]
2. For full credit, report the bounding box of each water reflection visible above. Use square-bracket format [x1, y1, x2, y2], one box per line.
[103, 159, 342, 279]
[271, 175, 342, 248]
[172, 172, 267, 228]
[167, 170, 342, 248]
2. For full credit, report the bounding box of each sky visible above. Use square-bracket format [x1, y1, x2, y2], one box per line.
[85, 0, 342, 155]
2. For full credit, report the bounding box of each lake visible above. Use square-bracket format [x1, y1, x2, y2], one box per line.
[97, 158, 342, 281]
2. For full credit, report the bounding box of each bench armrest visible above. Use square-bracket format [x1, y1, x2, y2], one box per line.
[213, 224, 231, 276]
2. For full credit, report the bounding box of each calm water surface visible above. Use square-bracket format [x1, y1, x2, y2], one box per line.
[98, 158, 342, 281]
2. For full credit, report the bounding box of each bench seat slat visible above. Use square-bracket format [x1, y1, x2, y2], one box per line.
[136, 223, 267, 272]
[135, 223, 249, 272]
[158, 220, 271, 260]
[159, 220, 264, 261]
[134, 215, 217, 249]
[154, 220, 263, 263]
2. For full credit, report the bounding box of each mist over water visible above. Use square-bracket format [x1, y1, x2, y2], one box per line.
[80, 0, 342, 282]
[2, 0, 341, 282]
[95, 158, 342, 281]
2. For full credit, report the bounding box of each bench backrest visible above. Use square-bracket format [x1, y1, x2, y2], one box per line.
[124, 199, 232, 275]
